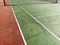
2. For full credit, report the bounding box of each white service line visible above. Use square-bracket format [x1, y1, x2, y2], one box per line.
[9, 1, 27, 45]
[17, 4, 60, 41]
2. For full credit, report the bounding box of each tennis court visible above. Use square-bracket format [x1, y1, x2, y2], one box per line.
[9, 0, 60, 45]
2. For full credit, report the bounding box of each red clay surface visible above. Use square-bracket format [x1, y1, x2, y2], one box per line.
[0, 0, 24, 45]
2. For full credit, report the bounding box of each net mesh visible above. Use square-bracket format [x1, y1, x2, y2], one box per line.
[9, 0, 50, 6]
[4, 0, 59, 6]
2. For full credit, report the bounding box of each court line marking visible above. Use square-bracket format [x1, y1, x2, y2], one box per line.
[17, 4, 60, 41]
[11, 7, 27, 45]
[9, 1, 27, 45]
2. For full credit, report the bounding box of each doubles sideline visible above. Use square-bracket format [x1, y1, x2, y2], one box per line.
[9, 0, 27, 45]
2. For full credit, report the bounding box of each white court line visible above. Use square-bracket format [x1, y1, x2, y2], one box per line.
[10, 6, 27, 45]
[9, 1, 27, 45]
[17, 4, 60, 41]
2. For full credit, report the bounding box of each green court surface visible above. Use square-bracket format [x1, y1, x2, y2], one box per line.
[10, 0, 60, 45]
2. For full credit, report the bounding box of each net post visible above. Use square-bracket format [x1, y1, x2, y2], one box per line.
[3, 0, 6, 6]
[56, 0, 58, 3]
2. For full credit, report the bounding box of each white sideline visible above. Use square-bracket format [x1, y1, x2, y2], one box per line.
[10, 6, 27, 45]
[17, 5, 60, 41]
[9, 1, 27, 45]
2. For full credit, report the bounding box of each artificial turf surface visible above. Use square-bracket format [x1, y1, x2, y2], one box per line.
[10, 0, 60, 45]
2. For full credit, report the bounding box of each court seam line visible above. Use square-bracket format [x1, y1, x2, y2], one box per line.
[18, 5, 60, 41]
[35, 14, 60, 18]
[9, 1, 27, 45]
